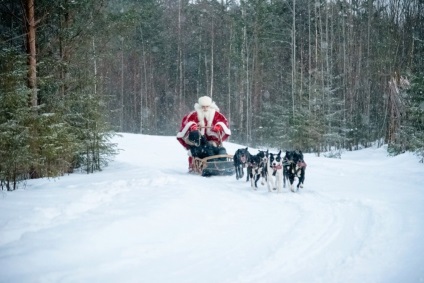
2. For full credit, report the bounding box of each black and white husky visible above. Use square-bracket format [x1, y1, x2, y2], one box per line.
[247, 150, 267, 190]
[283, 150, 307, 192]
[266, 150, 284, 193]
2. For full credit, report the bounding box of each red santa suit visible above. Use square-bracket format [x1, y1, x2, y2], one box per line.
[177, 96, 231, 150]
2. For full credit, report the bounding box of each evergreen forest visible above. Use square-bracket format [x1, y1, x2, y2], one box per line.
[1, 0, 423, 190]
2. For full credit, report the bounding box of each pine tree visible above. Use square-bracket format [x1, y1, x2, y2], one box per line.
[66, 90, 118, 173]
[0, 49, 33, 190]
[391, 75, 424, 161]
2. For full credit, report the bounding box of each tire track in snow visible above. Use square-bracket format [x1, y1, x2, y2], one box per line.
[227, 191, 397, 283]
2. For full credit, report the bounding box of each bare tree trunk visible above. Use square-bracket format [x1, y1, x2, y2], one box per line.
[292, 0, 296, 119]
[120, 37, 124, 131]
[387, 76, 402, 145]
[26, 0, 37, 107]
[241, 1, 249, 143]
[25, 0, 40, 180]
[140, 28, 148, 134]
[252, 11, 261, 135]
[210, 14, 215, 98]
[314, 0, 320, 118]
[308, 1, 312, 112]
[317, 0, 325, 109]
[342, 0, 348, 149]
[177, 0, 184, 112]
[227, 23, 233, 125]
[325, 1, 332, 134]
[59, 0, 72, 98]
[92, 38, 97, 96]
[365, 0, 372, 140]
[204, 52, 210, 96]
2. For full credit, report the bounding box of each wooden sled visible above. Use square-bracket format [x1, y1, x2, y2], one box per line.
[191, 154, 235, 177]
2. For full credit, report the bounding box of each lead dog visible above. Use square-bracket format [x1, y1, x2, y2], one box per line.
[283, 150, 307, 192]
[247, 150, 267, 189]
[266, 150, 284, 193]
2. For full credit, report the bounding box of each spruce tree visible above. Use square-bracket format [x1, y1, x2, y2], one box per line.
[0, 49, 33, 190]
[401, 75, 424, 161]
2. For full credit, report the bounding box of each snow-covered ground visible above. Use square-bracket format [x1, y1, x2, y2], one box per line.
[1, 133, 423, 283]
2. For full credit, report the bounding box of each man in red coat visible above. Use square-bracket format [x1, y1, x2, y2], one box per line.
[177, 96, 231, 171]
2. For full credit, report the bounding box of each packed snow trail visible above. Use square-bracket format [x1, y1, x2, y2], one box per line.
[0, 134, 423, 283]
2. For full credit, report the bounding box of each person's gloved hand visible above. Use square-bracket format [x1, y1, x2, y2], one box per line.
[190, 124, 198, 131]
[213, 124, 222, 132]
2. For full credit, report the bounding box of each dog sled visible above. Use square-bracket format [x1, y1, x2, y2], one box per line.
[182, 127, 235, 177]
[191, 154, 235, 177]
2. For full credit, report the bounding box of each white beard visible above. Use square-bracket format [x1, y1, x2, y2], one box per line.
[195, 102, 218, 135]
[197, 108, 216, 134]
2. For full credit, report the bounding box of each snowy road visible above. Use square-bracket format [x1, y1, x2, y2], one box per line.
[0, 134, 423, 283]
